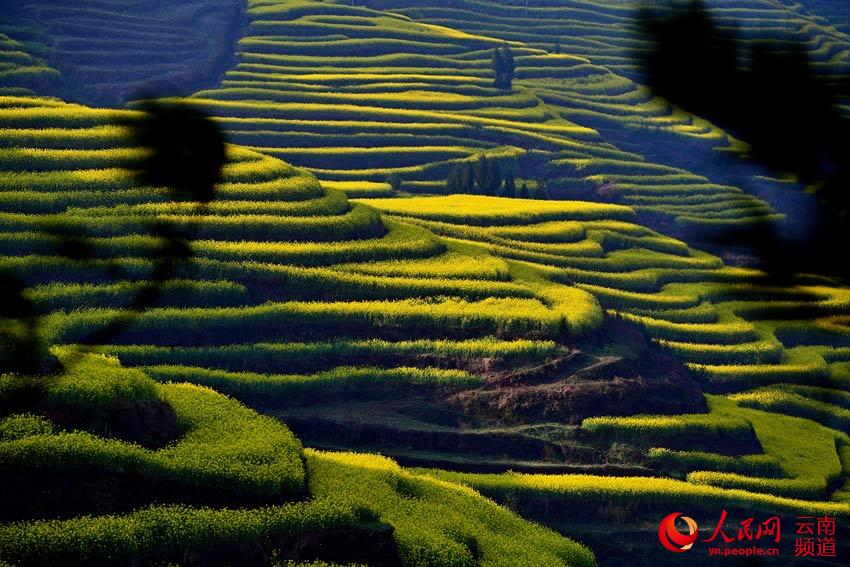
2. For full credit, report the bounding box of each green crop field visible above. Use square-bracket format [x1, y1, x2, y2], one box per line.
[3, 1, 850, 566]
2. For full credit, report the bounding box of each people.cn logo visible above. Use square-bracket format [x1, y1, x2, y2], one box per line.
[658, 512, 700, 553]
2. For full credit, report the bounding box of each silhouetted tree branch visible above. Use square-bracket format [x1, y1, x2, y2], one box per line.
[637, 0, 850, 282]
[0, 99, 225, 401]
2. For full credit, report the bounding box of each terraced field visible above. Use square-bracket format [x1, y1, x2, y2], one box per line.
[0, 93, 607, 565]
[3, 0, 850, 566]
[802, 0, 850, 36]
[172, 0, 797, 241]
[0, 28, 55, 97]
[359, 194, 850, 495]
[4, 0, 243, 106]
[378, 0, 850, 78]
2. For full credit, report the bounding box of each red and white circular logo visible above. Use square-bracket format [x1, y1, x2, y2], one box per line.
[658, 512, 699, 553]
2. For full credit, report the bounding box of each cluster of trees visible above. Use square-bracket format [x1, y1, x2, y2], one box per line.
[491, 45, 515, 89]
[446, 155, 548, 199]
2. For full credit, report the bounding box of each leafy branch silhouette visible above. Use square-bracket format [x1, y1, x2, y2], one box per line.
[637, 0, 850, 282]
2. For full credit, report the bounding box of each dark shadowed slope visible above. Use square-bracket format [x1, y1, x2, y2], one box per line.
[1, 0, 245, 106]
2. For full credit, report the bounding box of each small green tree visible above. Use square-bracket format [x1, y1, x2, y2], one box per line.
[386, 173, 402, 193]
[474, 155, 488, 194]
[473, 155, 503, 195]
[491, 45, 516, 89]
[487, 159, 502, 195]
[460, 162, 475, 194]
[502, 171, 517, 197]
[519, 182, 530, 199]
[446, 164, 461, 194]
[536, 178, 550, 200]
